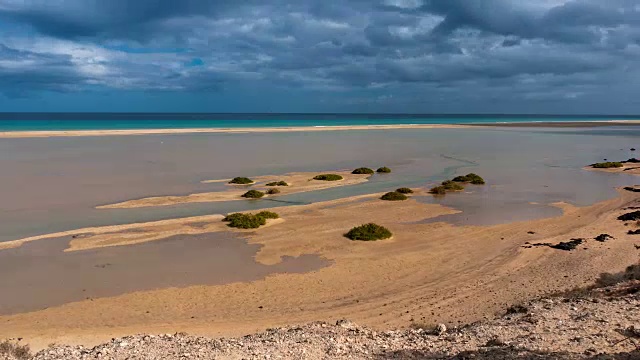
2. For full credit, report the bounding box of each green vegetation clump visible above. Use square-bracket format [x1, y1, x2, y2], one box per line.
[222, 211, 279, 229]
[344, 223, 392, 241]
[313, 174, 344, 181]
[377, 166, 391, 173]
[266, 181, 288, 186]
[452, 173, 486, 185]
[396, 187, 413, 194]
[592, 162, 623, 169]
[229, 177, 254, 184]
[352, 167, 375, 175]
[441, 180, 465, 191]
[381, 191, 408, 201]
[241, 190, 265, 199]
[256, 211, 279, 220]
[222, 213, 245, 222]
[432, 174, 487, 196]
[266, 188, 281, 195]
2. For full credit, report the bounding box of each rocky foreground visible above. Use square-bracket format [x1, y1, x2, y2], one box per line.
[2, 281, 640, 360]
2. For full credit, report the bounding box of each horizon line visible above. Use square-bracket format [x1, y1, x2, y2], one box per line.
[0, 112, 639, 117]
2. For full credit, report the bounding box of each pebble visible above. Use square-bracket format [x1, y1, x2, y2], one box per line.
[12, 286, 638, 360]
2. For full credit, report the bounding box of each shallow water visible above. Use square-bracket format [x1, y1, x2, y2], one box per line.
[1, 114, 638, 131]
[0, 126, 638, 241]
[0, 233, 328, 315]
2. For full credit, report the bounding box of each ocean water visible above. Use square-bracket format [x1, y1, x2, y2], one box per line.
[0, 113, 638, 131]
[0, 125, 638, 242]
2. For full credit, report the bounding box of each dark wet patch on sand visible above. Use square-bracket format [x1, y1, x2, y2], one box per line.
[0, 233, 328, 315]
[185, 221, 214, 229]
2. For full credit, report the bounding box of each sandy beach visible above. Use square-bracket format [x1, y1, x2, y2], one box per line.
[1, 120, 639, 138]
[1, 124, 640, 353]
[4, 1, 640, 356]
[467, 120, 640, 128]
[1, 184, 639, 350]
[0, 124, 468, 138]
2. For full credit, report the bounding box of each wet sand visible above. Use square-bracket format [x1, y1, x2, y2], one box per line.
[1, 189, 639, 350]
[0, 232, 327, 315]
[98, 170, 372, 209]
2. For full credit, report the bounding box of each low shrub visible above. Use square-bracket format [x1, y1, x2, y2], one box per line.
[256, 211, 280, 220]
[241, 190, 265, 199]
[313, 174, 343, 181]
[592, 162, 623, 168]
[452, 173, 486, 185]
[381, 191, 408, 201]
[266, 188, 281, 195]
[396, 187, 413, 194]
[229, 177, 254, 184]
[222, 213, 245, 222]
[344, 223, 392, 241]
[225, 214, 265, 229]
[377, 166, 391, 173]
[352, 167, 375, 175]
[222, 211, 279, 229]
[266, 181, 288, 186]
[441, 180, 465, 191]
[429, 186, 447, 195]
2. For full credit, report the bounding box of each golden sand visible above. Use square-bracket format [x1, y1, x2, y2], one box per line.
[1, 188, 639, 350]
[0, 124, 469, 138]
[2, 121, 640, 139]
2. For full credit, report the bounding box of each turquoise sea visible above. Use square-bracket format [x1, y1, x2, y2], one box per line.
[0, 113, 638, 131]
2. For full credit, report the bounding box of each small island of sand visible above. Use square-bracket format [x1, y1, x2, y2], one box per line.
[585, 158, 640, 176]
[97, 170, 373, 209]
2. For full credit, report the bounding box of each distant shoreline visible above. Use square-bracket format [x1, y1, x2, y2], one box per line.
[465, 120, 640, 128]
[0, 124, 467, 138]
[1, 120, 640, 138]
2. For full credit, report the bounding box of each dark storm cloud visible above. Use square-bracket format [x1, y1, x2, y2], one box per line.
[0, 44, 87, 96]
[0, 0, 225, 38]
[1, 0, 639, 111]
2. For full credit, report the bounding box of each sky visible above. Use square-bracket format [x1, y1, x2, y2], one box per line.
[0, 0, 639, 113]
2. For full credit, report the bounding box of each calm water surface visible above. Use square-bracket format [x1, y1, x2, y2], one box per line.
[0, 126, 638, 241]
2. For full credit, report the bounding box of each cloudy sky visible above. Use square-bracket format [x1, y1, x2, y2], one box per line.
[0, 0, 639, 113]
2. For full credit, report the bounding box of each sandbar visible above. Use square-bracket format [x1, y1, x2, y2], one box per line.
[1, 121, 639, 139]
[584, 162, 640, 176]
[0, 124, 469, 138]
[468, 120, 640, 128]
[97, 170, 372, 209]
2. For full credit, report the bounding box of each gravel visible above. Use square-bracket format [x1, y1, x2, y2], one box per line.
[2, 282, 639, 360]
